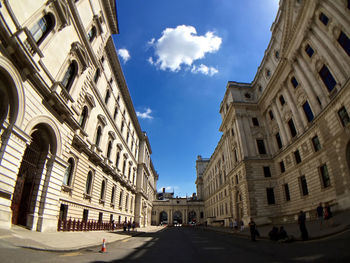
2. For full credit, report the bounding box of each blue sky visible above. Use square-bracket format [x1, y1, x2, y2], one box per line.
[113, 0, 279, 197]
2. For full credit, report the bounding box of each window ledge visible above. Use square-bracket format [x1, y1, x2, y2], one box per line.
[61, 184, 73, 192]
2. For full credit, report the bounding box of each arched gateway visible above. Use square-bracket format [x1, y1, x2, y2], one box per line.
[11, 124, 57, 227]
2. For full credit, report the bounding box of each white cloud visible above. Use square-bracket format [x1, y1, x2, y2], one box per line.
[148, 25, 222, 73]
[117, 48, 130, 63]
[191, 64, 218, 76]
[136, 108, 153, 119]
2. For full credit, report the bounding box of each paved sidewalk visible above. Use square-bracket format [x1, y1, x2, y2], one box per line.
[0, 225, 165, 252]
[205, 209, 350, 241]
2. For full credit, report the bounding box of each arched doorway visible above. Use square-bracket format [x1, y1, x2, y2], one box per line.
[235, 192, 243, 221]
[11, 124, 56, 226]
[173, 211, 182, 224]
[188, 211, 197, 223]
[159, 211, 168, 224]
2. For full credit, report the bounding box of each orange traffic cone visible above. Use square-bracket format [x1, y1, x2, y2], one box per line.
[100, 238, 107, 253]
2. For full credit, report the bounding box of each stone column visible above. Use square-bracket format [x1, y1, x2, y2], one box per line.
[292, 59, 322, 115]
[271, 101, 289, 144]
[297, 55, 328, 109]
[235, 115, 249, 158]
[310, 27, 347, 83]
[34, 154, 67, 232]
[0, 125, 30, 229]
[283, 84, 305, 133]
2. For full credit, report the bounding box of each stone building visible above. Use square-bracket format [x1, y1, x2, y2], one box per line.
[152, 196, 204, 226]
[198, 0, 350, 226]
[0, 0, 157, 232]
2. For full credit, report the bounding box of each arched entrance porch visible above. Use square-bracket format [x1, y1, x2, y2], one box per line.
[159, 211, 168, 224]
[11, 123, 57, 228]
[188, 210, 197, 223]
[173, 211, 182, 224]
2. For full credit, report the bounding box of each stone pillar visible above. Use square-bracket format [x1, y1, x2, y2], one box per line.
[0, 126, 29, 229]
[34, 155, 67, 232]
[235, 116, 249, 158]
[271, 101, 289, 144]
[310, 27, 347, 83]
[297, 55, 328, 108]
[283, 84, 305, 133]
[293, 59, 322, 115]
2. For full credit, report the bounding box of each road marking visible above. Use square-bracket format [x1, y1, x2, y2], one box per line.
[122, 238, 131, 242]
[59, 252, 82, 257]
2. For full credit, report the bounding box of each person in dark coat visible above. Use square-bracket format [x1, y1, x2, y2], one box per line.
[316, 203, 324, 230]
[123, 221, 127, 231]
[248, 218, 257, 241]
[298, 211, 308, 241]
[269, 226, 279, 241]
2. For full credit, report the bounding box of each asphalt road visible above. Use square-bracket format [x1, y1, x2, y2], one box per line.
[0, 226, 350, 263]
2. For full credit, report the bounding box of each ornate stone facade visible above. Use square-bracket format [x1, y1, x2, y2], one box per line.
[198, 0, 350, 226]
[0, 0, 157, 232]
[151, 197, 205, 226]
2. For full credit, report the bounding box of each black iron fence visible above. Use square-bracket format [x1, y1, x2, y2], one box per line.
[57, 218, 139, 232]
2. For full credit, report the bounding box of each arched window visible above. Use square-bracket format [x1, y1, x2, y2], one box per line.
[115, 152, 120, 169]
[100, 180, 106, 200]
[61, 61, 78, 92]
[63, 158, 74, 186]
[125, 194, 129, 211]
[95, 126, 102, 146]
[105, 90, 110, 104]
[111, 186, 115, 204]
[30, 14, 55, 44]
[79, 106, 88, 128]
[107, 141, 112, 159]
[87, 26, 97, 42]
[122, 158, 127, 175]
[85, 171, 93, 194]
[93, 68, 100, 83]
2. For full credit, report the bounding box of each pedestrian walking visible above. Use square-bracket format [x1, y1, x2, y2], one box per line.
[127, 221, 131, 232]
[324, 203, 333, 227]
[298, 210, 308, 241]
[132, 221, 136, 231]
[240, 220, 244, 232]
[123, 221, 127, 232]
[316, 203, 323, 230]
[248, 218, 257, 241]
[233, 219, 238, 231]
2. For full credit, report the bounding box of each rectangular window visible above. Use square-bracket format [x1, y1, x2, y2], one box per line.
[257, 139, 267, 154]
[319, 65, 336, 92]
[98, 212, 103, 223]
[302, 101, 314, 122]
[338, 106, 350, 127]
[294, 150, 302, 164]
[288, 119, 297, 137]
[320, 164, 331, 188]
[291, 77, 298, 88]
[110, 214, 113, 223]
[312, 135, 321, 152]
[263, 166, 271, 177]
[319, 13, 329, 25]
[279, 95, 285, 105]
[284, 184, 291, 201]
[305, 44, 314, 57]
[83, 209, 89, 222]
[280, 161, 285, 173]
[300, 176, 309, 196]
[59, 204, 68, 221]
[252, 117, 259, 126]
[269, 110, 274, 120]
[338, 31, 350, 56]
[275, 132, 283, 149]
[266, 188, 275, 205]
